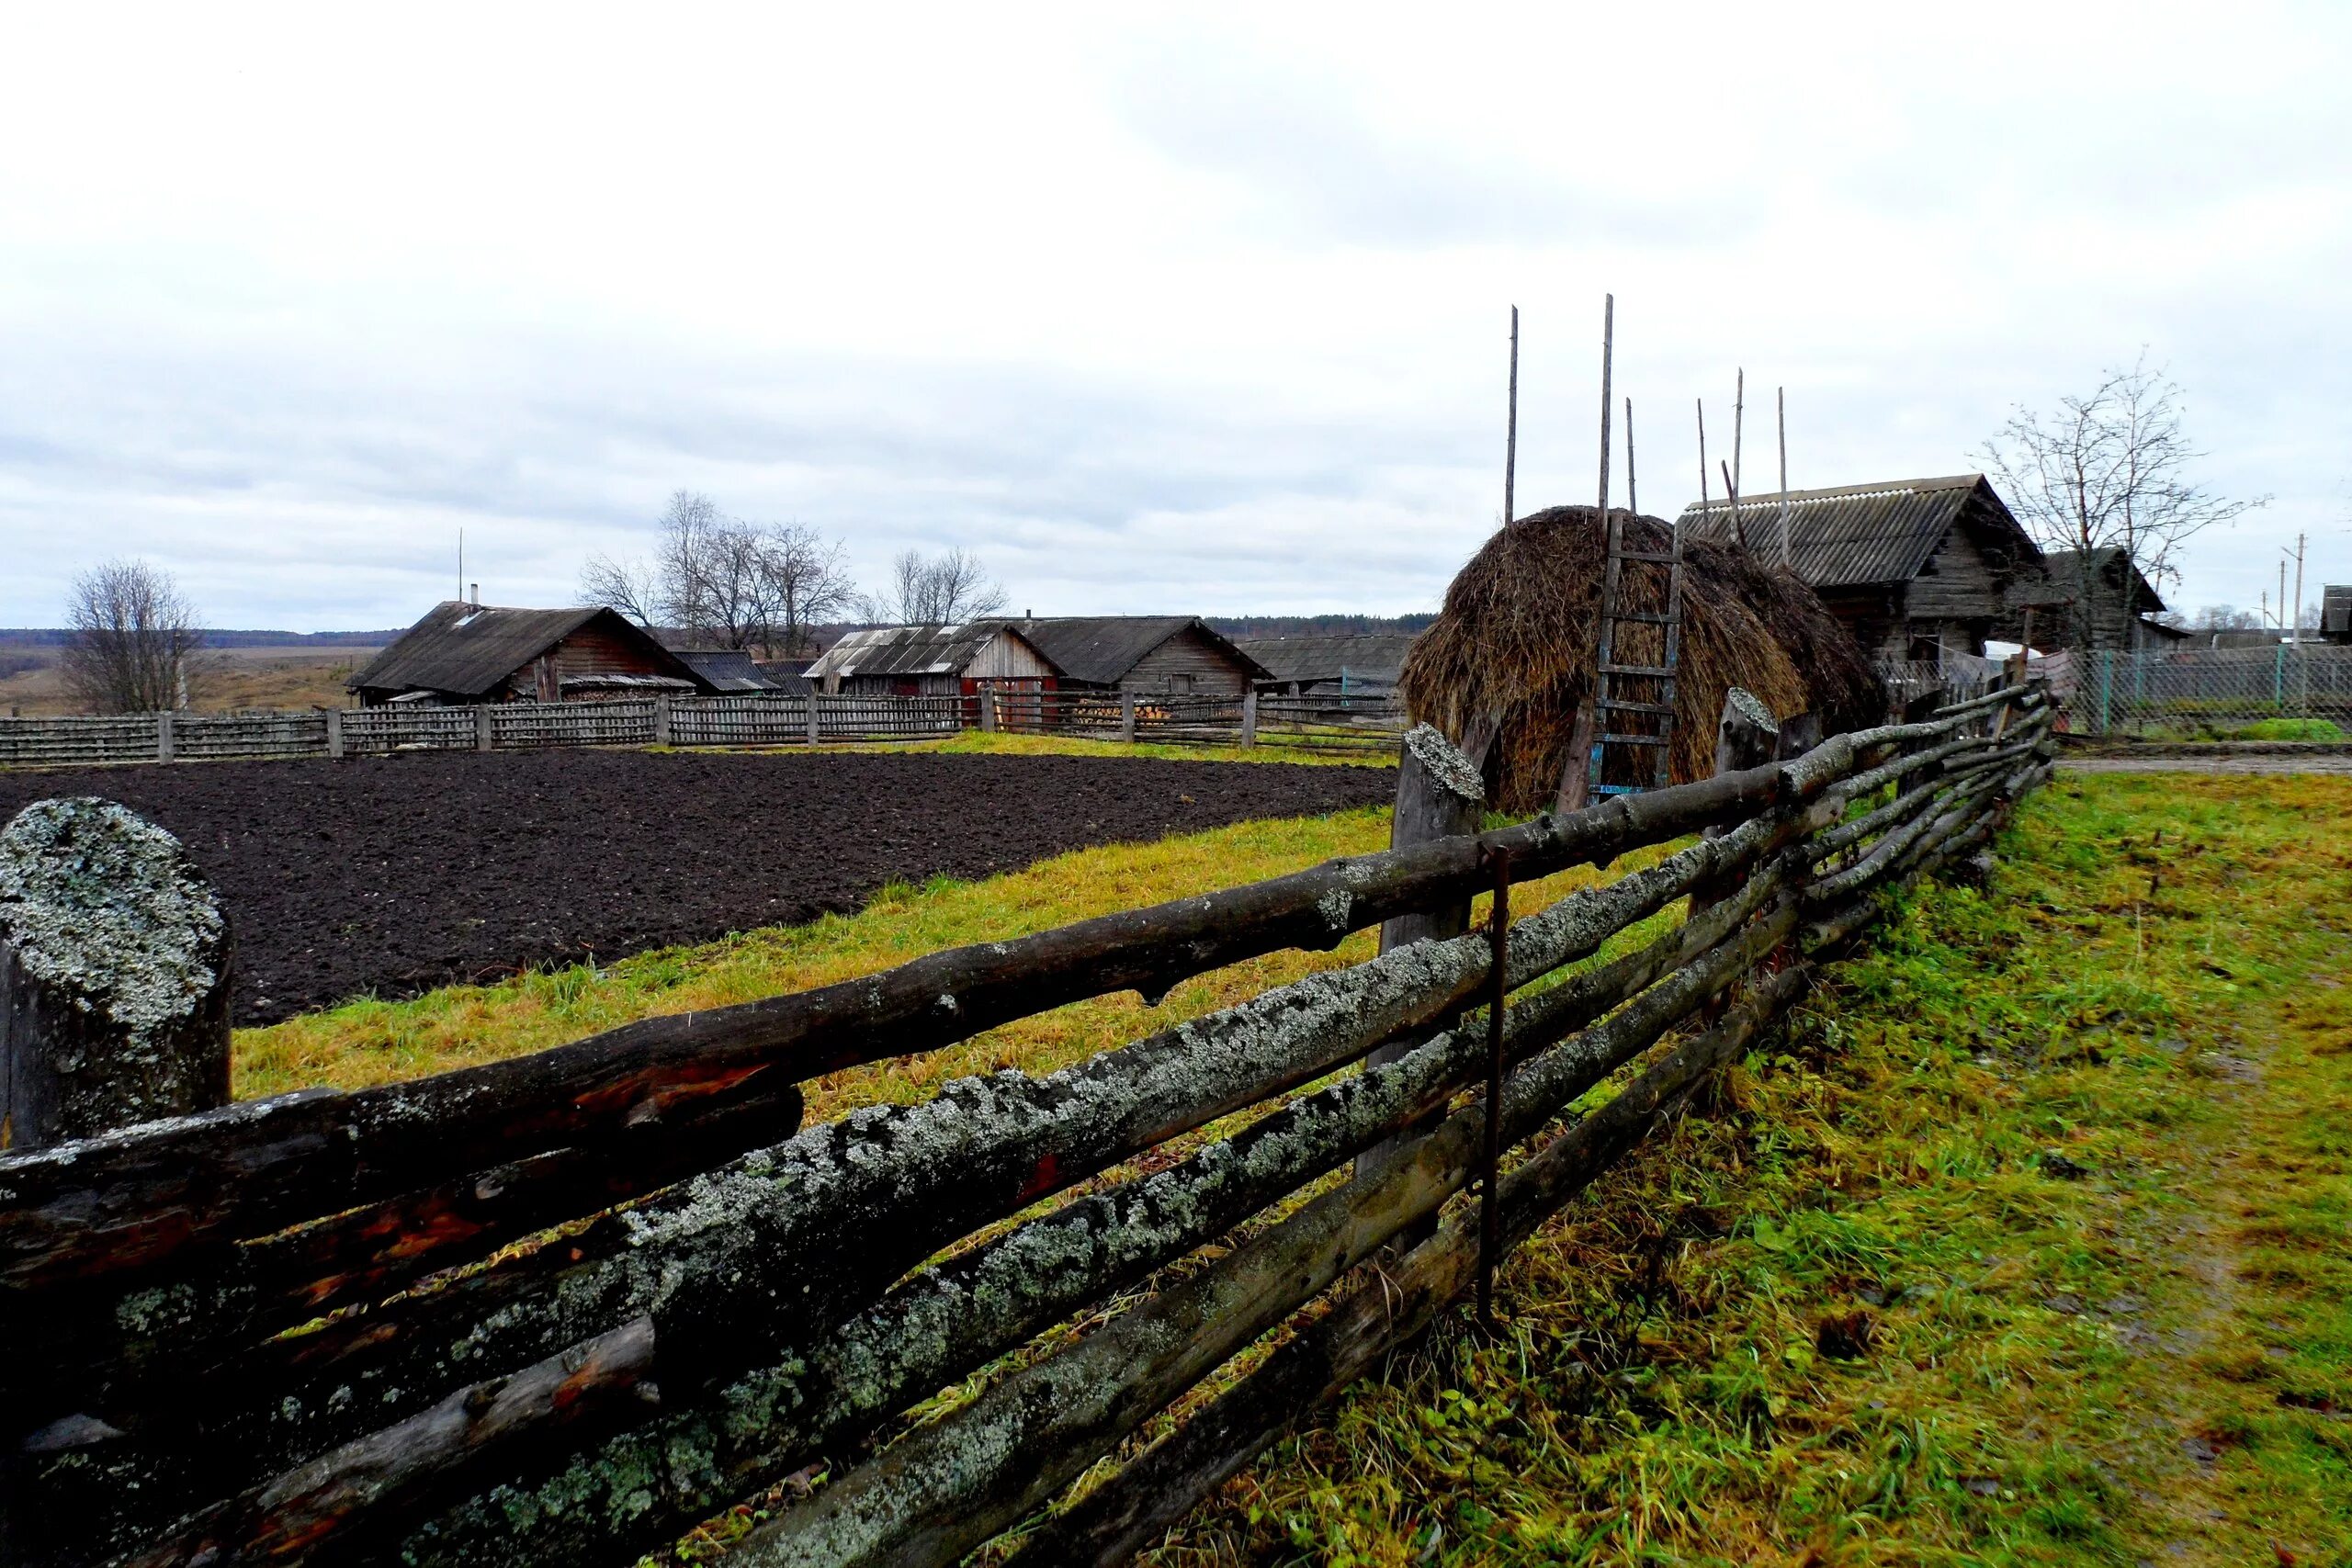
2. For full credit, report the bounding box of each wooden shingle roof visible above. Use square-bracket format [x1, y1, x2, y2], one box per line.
[1675, 474, 2040, 590]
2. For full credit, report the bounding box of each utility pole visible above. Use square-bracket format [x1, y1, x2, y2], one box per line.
[2289, 532, 2307, 643]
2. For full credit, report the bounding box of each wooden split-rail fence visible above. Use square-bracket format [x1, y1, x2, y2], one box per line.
[0, 682, 2052, 1567]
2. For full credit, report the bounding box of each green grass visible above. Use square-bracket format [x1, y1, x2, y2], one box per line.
[2231, 717, 2346, 741]
[886, 728, 1400, 768]
[1143, 773, 2352, 1567]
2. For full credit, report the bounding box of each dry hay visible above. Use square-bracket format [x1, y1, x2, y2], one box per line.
[1400, 505, 1884, 815]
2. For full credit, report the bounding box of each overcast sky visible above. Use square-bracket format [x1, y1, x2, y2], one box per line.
[4, 4, 2346, 630]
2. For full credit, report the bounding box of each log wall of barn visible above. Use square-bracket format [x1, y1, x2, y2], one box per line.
[543, 626, 678, 689]
[1119, 628, 1254, 695]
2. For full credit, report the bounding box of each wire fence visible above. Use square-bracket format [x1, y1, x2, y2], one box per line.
[2040, 645, 2352, 737]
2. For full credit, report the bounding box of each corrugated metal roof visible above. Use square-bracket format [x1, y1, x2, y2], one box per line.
[1017, 616, 1272, 685]
[1674, 474, 2039, 590]
[803, 624, 1010, 681]
[349, 603, 693, 698]
[672, 649, 775, 692]
[1235, 633, 1418, 684]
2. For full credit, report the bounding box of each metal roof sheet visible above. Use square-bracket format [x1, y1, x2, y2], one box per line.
[1234, 633, 1418, 683]
[803, 623, 1010, 681]
[1014, 616, 1272, 685]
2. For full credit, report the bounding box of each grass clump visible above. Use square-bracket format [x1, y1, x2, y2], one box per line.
[1143, 773, 2352, 1567]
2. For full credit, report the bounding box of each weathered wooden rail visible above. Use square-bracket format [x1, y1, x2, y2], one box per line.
[0, 683, 2052, 1566]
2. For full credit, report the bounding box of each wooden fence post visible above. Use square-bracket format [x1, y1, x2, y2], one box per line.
[475, 705, 494, 753]
[1356, 724, 1487, 1190]
[807, 694, 823, 747]
[1240, 690, 1259, 748]
[1120, 691, 1137, 744]
[155, 711, 174, 765]
[1690, 689, 1779, 917]
[0, 798, 231, 1152]
[1772, 709, 1821, 762]
[980, 690, 999, 734]
[324, 707, 345, 760]
[652, 694, 672, 747]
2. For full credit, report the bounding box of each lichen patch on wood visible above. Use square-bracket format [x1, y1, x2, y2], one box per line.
[0, 797, 225, 1041]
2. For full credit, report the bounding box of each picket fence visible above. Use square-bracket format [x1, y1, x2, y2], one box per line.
[0, 683, 2052, 1568]
[0, 694, 976, 769]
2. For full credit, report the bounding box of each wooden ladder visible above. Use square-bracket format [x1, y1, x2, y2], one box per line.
[1585, 510, 1684, 797]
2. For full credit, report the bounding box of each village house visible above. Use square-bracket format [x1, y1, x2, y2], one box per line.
[347, 601, 711, 706]
[1675, 473, 2041, 665]
[1015, 616, 1270, 697]
[1995, 547, 2188, 652]
[801, 622, 1057, 698]
[1234, 633, 1416, 698]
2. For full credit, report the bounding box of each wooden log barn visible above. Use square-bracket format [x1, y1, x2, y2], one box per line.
[1676, 473, 2041, 665]
[347, 601, 712, 706]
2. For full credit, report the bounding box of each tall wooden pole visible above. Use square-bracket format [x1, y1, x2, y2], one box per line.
[1596, 295, 1614, 519]
[1504, 306, 1520, 527]
[1776, 386, 1791, 570]
[1623, 397, 1637, 518]
[1696, 399, 1711, 528]
[1730, 368, 1745, 513]
[1721, 460, 1742, 551]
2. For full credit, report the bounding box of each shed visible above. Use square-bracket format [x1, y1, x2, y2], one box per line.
[1234, 633, 1417, 697]
[803, 623, 1057, 698]
[1996, 547, 2176, 652]
[1015, 616, 1271, 697]
[2324, 586, 2352, 646]
[348, 603, 706, 706]
[1676, 474, 2041, 663]
[670, 649, 775, 693]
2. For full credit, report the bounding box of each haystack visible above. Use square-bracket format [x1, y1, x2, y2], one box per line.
[1400, 505, 1883, 815]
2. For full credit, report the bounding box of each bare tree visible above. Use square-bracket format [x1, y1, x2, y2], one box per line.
[579, 491, 858, 652]
[1980, 355, 2266, 653]
[869, 547, 1007, 625]
[577, 551, 662, 626]
[2192, 604, 2265, 632]
[60, 559, 204, 714]
[764, 523, 857, 654]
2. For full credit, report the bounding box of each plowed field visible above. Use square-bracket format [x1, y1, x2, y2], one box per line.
[0, 750, 1392, 1023]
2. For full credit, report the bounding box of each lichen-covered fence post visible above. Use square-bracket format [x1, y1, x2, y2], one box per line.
[0, 797, 231, 1152]
[1358, 724, 1485, 1188]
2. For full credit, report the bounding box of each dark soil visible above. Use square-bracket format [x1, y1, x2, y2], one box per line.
[0, 750, 1393, 1025]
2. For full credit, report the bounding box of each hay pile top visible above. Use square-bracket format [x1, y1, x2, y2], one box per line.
[1400, 506, 1883, 814]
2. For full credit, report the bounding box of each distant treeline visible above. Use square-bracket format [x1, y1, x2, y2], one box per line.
[1205, 614, 1436, 639]
[0, 628, 401, 649]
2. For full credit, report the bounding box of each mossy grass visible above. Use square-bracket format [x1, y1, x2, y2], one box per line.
[234, 801, 1623, 1131]
[1127, 773, 2352, 1567]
